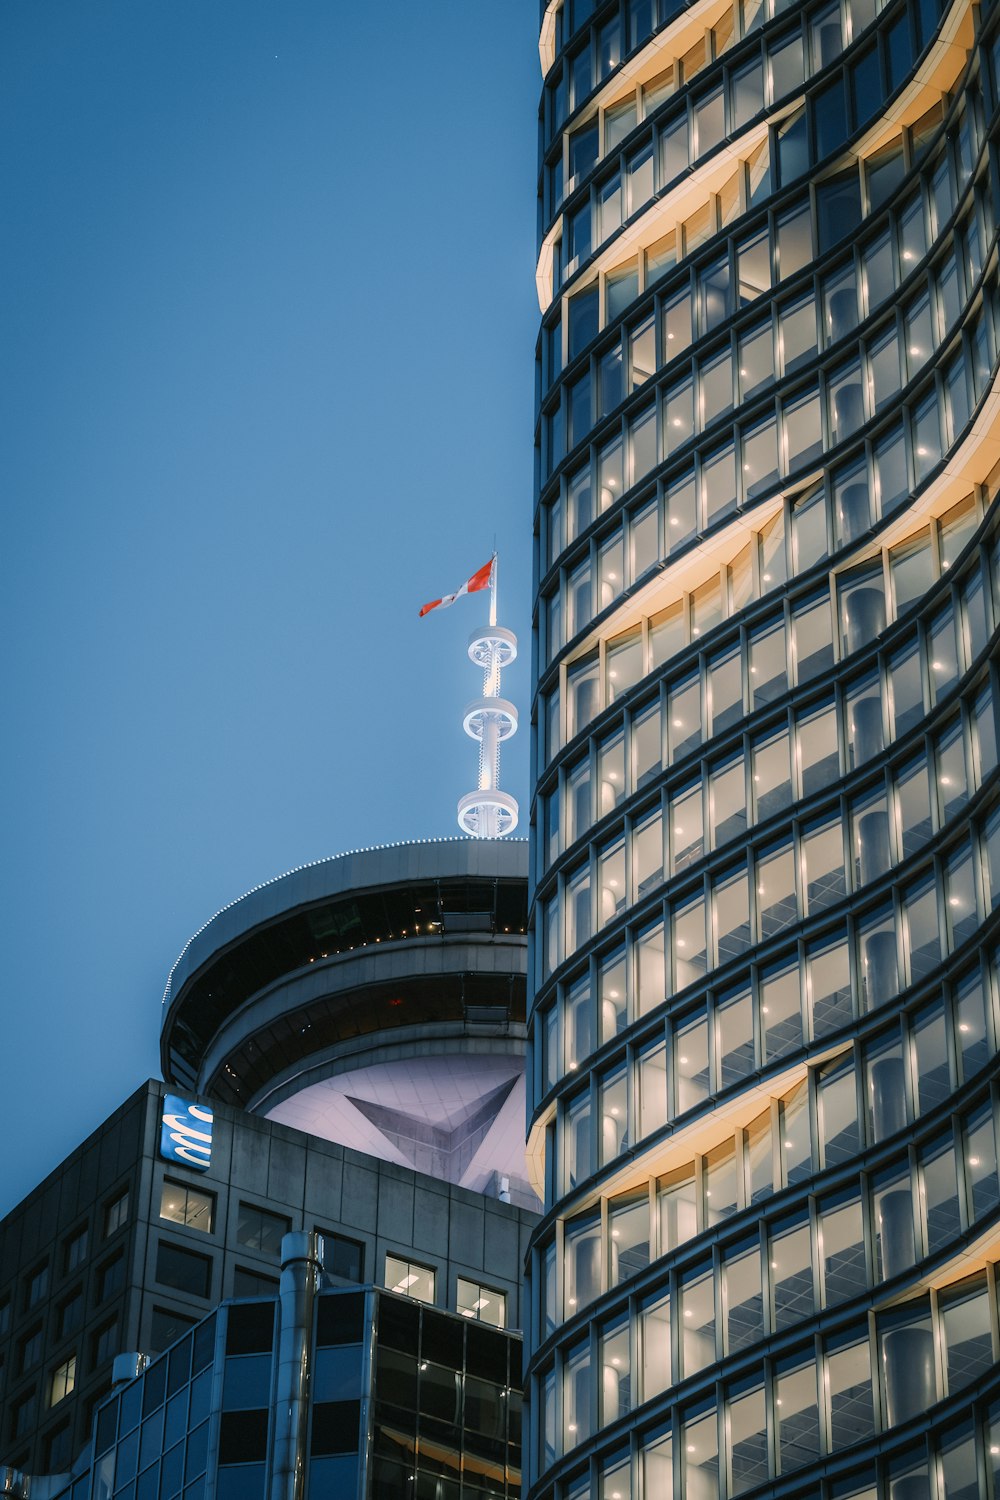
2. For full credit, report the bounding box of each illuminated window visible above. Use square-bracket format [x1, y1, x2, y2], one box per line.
[160, 1180, 214, 1234]
[48, 1355, 76, 1408]
[456, 1278, 507, 1328]
[384, 1255, 435, 1305]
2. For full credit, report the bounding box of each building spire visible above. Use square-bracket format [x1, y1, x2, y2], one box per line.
[457, 553, 519, 837]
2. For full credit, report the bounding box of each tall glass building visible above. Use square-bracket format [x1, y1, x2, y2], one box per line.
[526, 0, 1000, 1496]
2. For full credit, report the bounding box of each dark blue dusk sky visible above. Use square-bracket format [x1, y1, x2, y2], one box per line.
[0, 1, 539, 1213]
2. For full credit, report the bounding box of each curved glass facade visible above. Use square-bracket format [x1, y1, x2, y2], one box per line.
[527, 0, 1000, 1495]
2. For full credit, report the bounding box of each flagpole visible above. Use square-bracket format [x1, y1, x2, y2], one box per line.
[455, 549, 519, 838]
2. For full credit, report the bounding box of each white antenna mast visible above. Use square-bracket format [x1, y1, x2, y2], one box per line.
[457, 553, 519, 837]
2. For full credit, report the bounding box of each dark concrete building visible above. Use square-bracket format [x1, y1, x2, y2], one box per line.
[0, 840, 537, 1489]
[2, 1232, 522, 1500]
[527, 0, 1000, 1495]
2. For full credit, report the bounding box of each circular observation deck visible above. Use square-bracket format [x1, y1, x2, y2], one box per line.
[160, 838, 535, 1205]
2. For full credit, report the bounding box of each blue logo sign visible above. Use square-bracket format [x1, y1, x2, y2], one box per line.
[160, 1095, 214, 1172]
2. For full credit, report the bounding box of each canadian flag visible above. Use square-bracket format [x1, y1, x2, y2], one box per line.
[419, 556, 494, 618]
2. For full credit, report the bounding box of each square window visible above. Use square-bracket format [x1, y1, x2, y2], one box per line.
[160, 1180, 215, 1234]
[457, 1278, 507, 1329]
[155, 1241, 212, 1299]
[385, 1255, 435, 1305]
[236, 1204, 290, 1257]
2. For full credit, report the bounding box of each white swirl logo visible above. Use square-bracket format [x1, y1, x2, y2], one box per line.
[160, 1096, 214, 1170]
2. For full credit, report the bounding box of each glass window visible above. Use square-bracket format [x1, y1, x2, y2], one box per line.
[889, 636, 924, 737]
[965, 1105, 1000, 1223]
[793, 590, 834, 683]
[609, 261, 640, 323]
[564, 1211, 600, 1314]
[670, 779, 704, 874]
[939, 493, 978, 568]
[104, 1191, 129, 1237]
[868, 323, 901, 410]
[637, 917, 665, 1015]
[780, 1081, 812, 1185]
[565, 974, 593, 1074]
[155, 1241, 211, 1299]
[668, 672, 701, 760]
[600, 1064, 628, 1164]
[598, 729, 625, 817]
[457, 1279, 506, 1329]
[691, 574, 723, 639]
[873, 1164, 915, 1280]
[709, 643, 742, 734]
[729, 1382, 768, 1496]
[756, 843, 797, 942]
[771, 1216, 813, 1330]
[737, 228, 770, 305]
[897, 754, 932, 858]
[702, 440, 737, 526]
[817, 1056, 859, 1166]
[705, 1138, 739, 1225]
[797, 696, 839, 794]
[664, 373, 694, 453]
[802, 816, 846, 914]
[568, 285, 599, 359]
[808, 930, 852, 1035]
[658, 1164, 696, 1254]
[828, 357, 864, 446]
[840, 560, 886, 656]
[852, 784, 891, 888]
[609, 1190, 649, 1287]
[631, 701, 660, 791]
[874, 422, 908, 515]
[747, 1111, 773, 1205]
[567, 1085, 593, 1191]
[633, 808, 663, 901]
[828, 1337, 874, 1450]
[640, 1293, 671, 1403]
[664, 469, 697, 551]
[662, 283, 692, 362]
[600, 1315, 631, 1427]
[922, 1134, 961, 1256]
[717, 985, 754, 1089]
[738, 319, 775, 406]
[845, 671, 884, 771]
[674, 1007, 709, 1112]
[683, 1402, 720, 1495]
[724, 1241, 763, 1356]
[700, 346, 733, 426]
[956, 970, 990, 1083]
[566, 756, 592, 846]
[760, 957, 801, 1059]
[775, 1355, 819, 1472]
[823, 260, 858, 346]
[160, 1182, 214, 1235]
[605, 96, 637, 153]
[752, 726, 791, 824]
[680, 1268, 715, 1377]
[819, 1193, 866, 1306]
[606, 627, 642, 705]
[749, 617, 786, 708]
[563, 1338, 591, 1451]
[599, 946, 627, 1044]
[941, 1278, 994, 1392]
[630, 313, 655, 389]
[779, 295, 817, 376]
[710, 755, 746, 849]
[638, 1034, 667, 1139]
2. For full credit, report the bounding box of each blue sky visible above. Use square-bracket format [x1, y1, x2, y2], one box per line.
[0, 1, 539, 1212]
